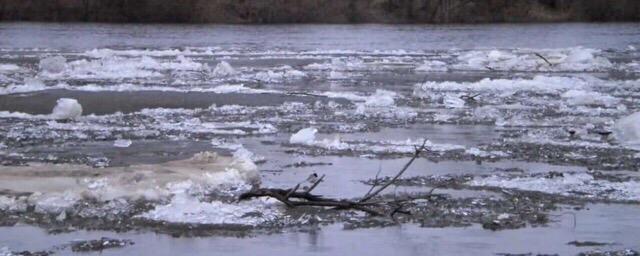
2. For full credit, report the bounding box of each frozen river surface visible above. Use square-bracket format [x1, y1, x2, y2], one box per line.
[0, 23, 639, 255]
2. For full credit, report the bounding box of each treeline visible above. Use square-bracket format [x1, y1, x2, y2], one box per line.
[0, 0, 638, 23]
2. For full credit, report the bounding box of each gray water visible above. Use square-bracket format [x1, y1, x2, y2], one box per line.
[2, 22, 639, 50]
[2, 203, 639, 255]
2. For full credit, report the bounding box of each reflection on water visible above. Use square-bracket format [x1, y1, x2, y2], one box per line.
[1, 23, 639, 50]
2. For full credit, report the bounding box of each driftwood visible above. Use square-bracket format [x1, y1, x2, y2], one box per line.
[239, 139, 429, 217]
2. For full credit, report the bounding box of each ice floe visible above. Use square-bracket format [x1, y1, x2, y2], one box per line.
[364, 90, 396, 107]
[85, 48, 185, 58]
[146, 117, 278, 135]
[415, 60, 448, 72]
[0, 150, 265, 224]
[113, 139, 132, 148]
[253, 65, 306, 82]
[288, 134, 504, 157]
[414, 76, 587, 95]
[39, 56, 67, 74]
[0, 78, 56, 95]
[614, 112, 640, 150]
[137, 193, 279, 225]
[37, 54, 210, 80]
[453, 47, 613, 72]
[443, 94, 466, 108]
[212, 61, 237, 76]
[290, 127, 318, 144]
[0, 97, 84, 120]
[0, 64, 21, 73]
[561, 89, 620, 107]
[50, 98, 83, 120]
[469, 172, 640, 202]
[0, 82, 277, 95]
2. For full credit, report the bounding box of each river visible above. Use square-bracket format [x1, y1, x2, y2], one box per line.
[0, 22, 639, 255]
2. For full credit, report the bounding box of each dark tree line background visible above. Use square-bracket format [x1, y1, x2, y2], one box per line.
[0, 0, 638, 23]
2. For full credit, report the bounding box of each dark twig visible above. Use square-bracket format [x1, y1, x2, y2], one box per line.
[534, 53, 553, 66]
[460, 93, 482, 101]
[364, 163, 383, 198]
[284, 183, 300, 199]
[304, 174, 325, 193]
[390, 204, 411, 218]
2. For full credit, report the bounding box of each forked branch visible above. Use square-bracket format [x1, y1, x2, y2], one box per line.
[238, 139, 429, 216]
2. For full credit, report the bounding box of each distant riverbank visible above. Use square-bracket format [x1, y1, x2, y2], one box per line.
[0, 0, 638, 23]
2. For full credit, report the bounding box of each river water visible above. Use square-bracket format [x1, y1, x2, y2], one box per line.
[0, 22, 639, 255]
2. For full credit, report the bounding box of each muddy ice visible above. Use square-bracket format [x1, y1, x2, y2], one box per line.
[0, 23, 639, 255]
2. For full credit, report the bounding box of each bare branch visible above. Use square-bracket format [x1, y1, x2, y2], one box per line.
[304, 174, 325, 193]
[460, 93, 482, 101]
[239, 188, 384, 216]
[359, 139, 428, 203]
[238, 139, 428, 217]
[284, 183, 300, 199]
[390, 204, 411, 218]
[364, 163, 383, 198]
[534, 53, 553, 66]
